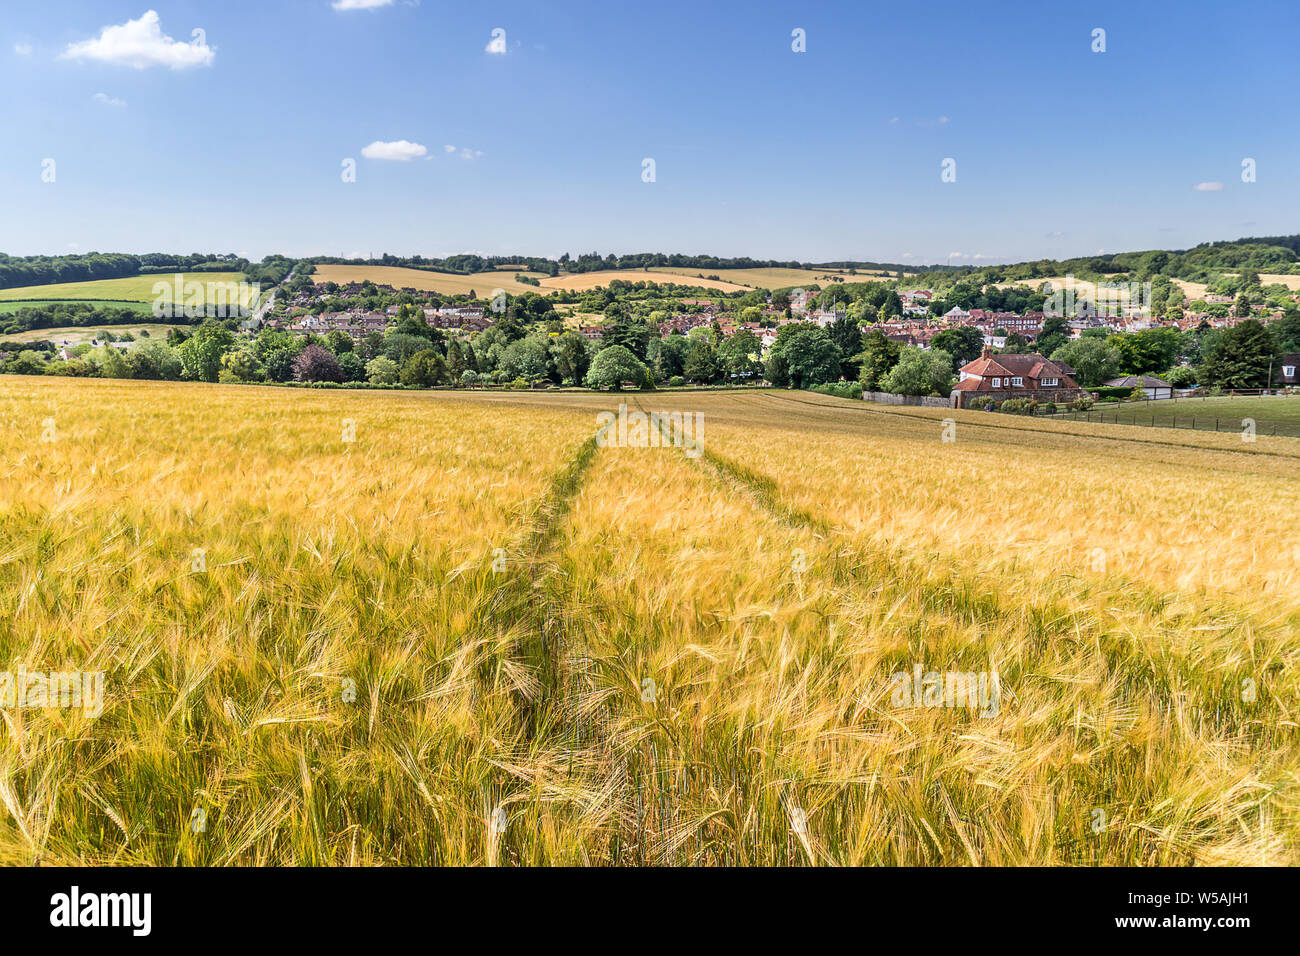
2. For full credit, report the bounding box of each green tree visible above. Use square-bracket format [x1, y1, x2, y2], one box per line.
[1051, 337, 1122, 386]
[718, 329, 764, 381]
[879, 347, 954, 396]
[400, 349, 447, 386]
[583, 344, 648, 390]
[1199, 320, 1277, 388]
[770, 325, 842, 388]
[551, 331, 591, 384]
[683, 338, 721, 383]
[498, 333, 553, 381]
[857, 328, 902, 390]
[929, 327, 984, 369]
[365, 356, 400, 384]
[126, 339, 183, 380]
[176, 325, 235, 382]
[827, 313, 864, 378]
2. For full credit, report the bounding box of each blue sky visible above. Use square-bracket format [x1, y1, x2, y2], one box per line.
[2, 0, 1296, 265]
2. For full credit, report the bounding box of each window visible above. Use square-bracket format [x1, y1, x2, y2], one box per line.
[1011, 376, 1023, 387]
[1043, 377, 1058, 387]
[1284, 366, 1296, 378]
[992, 378, 1001, 387]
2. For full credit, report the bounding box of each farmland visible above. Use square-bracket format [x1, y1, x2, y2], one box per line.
[2, 323, 184, 344]
[0, 379, 1295, 866]
[1054, 393, 1300, 437]
[312, 264, 550, 298]
[645, 266, 904, 289]
[0, 272, 257, 309]
[307, 263, 899, 297]
[536, 270, 750, 293]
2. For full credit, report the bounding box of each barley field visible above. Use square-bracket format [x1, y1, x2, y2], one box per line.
[311, 264, 550, 298]
[0, 378, 1296, 865]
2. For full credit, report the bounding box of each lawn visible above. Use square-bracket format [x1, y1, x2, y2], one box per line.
[1054, 394, 1300, 437]
[0, 379, 1294, 865]
[0, 272, 257, 310]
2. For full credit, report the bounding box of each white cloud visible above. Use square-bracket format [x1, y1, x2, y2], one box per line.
[92, 92, 126, 108]
[62, 11, 214, 70]
[938, 115, 950, 124]
[361, 139, 428, 161]
[442, 144, 483, 160]
[1193, 181, 1224, 192]
[331, 0, 394, 10]
[485, 29, 507, 54]
[13, 42, 32, 56]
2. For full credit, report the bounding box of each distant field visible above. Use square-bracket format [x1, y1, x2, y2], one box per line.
[1255, 274, 1300, 291]
[647, 266, 903, 290]
[311, 264, 908, 297]
[312, 264, 549, 298]
[537, 270, 750, 293]
[0, 299, 153, 314]
[0, 272, 258, 310]
[1056, 394, 1300, 436]
[998, 275, 1211, 304]
[3, 323, 183, 344]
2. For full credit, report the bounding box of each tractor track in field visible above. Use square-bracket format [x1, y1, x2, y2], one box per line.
[473, 431, 599, 738]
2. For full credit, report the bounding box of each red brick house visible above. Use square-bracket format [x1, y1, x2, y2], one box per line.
[951, 346, 1088, 408]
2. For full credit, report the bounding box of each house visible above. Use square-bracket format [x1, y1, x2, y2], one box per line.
[1105, 375, 1174, 400]
[951, 346, 1087, 408]
[1277, 354, 1299, 387]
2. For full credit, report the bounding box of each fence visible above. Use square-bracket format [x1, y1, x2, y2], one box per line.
[863, 391, 953, 408]
[1042, 393, 1300, 438]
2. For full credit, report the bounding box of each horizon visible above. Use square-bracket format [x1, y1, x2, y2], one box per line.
[5, 0, 1298, 263]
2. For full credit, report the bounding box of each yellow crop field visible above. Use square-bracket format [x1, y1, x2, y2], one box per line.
[312, 264, 549, 298]
[0, 379, 1296, 865]
[536, 270, 750, 293]
[647, 265, 903, 289]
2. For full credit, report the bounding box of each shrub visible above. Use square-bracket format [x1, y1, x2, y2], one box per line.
[668, 376, 685, 388]
[809, 382, 861, 400]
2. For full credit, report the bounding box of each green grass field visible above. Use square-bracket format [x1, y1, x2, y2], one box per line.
[1055, 394, 1300, 437]
[0, 272, 258, 309]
